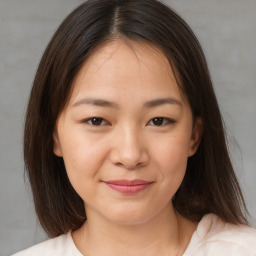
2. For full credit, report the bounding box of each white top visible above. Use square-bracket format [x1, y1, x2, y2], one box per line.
[12, 213, 256, 256]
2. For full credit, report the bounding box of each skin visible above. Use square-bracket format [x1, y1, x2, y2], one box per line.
[54, 40, 202, 256]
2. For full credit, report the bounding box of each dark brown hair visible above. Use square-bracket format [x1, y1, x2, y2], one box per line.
[24, 0, 248, 237]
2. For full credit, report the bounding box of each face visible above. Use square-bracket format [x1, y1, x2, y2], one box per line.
[54, 40, 202, 225]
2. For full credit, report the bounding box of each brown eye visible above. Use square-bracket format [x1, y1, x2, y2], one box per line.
[148, 117, 175, 126]
[152, 117, 165, 126]
[85, 117, 108, 126]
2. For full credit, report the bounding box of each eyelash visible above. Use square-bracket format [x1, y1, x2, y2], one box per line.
[83, 117, 176, 127]
[147, 117, 176, 126]
[83, 117, 109, 126]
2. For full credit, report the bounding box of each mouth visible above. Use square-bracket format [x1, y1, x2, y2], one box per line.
[103, 179, 153, 194]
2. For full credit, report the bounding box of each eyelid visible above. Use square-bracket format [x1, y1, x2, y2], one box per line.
[81, 116, 175, 127]
[147, 117, 176, 126]
[82, 117, 110, 126]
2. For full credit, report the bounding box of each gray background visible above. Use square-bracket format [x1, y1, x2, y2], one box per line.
[0, 0, 255, 255]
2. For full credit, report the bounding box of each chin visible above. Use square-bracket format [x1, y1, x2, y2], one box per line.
[101, 204, 162, 226]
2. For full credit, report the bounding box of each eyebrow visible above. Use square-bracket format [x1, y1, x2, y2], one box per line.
[143, 98, 182, 108]
[72, 98, 119, 108]
[72, 97, 182, 108]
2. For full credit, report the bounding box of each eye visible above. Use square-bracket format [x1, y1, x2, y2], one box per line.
[147, 117, 175, 126]
[84, 117, 109, 126]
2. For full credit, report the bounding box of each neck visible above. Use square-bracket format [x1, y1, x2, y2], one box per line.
[72, 204, 197, 256]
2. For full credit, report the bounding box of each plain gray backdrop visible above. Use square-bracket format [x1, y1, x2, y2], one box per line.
[0, 0, 255, 255]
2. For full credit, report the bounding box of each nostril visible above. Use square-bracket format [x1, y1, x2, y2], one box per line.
[111, 152, 149, 170]
[109, 134, 149, 169]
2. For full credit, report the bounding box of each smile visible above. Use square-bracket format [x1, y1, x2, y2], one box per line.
[103, 180, 153, 194]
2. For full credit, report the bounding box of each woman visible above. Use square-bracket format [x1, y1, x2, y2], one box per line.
[13, 0, 256, 255]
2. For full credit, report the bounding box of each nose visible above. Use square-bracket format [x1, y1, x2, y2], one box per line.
[109, 126, 149, 170]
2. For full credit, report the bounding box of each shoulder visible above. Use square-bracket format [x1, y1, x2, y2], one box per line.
[11, 231, 81, 256]
[184, 213, 256, 256]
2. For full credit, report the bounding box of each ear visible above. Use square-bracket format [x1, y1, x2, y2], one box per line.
[53, 130, 63, 157]
[188, 117, 203, 157]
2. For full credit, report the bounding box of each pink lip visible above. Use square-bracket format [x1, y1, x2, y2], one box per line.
[103, 180, 153, 194]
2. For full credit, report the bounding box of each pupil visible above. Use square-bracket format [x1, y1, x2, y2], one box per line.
[153, 118, 163, 126]
[92, 118, 102, 125]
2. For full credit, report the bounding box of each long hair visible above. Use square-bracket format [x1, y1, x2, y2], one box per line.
[24, 0, 248, 237]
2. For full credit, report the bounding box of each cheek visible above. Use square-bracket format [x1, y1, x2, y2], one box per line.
[152, 134, 191, 183]
[59, 133, 108, 195]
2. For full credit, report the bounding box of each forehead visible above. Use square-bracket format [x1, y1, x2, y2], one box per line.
[69, 39, 184, 105]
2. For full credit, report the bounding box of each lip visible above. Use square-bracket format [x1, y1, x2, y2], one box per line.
[103, 179, 153, 194]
